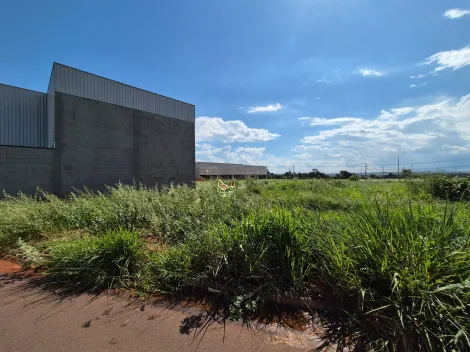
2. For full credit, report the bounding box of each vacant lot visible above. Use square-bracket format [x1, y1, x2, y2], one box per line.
[1, 177, 469, 351]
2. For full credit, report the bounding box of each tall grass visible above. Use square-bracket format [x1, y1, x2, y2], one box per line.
[312, 202, 470, 351]
[180, 207, 316, 296]
[0, 182, 261, 250]
[1, 180, 470, 350]
[43, 228, 145, 293]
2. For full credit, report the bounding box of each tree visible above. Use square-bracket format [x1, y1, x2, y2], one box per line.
[336, 170, 353, 179]
[309, 169, 330, 179]
[402, 168, 412, 177]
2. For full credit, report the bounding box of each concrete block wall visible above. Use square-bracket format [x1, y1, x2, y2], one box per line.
[0, 146, 54, 195]
[54, 92, 195, 195]
[55, 93, 135, 195]
[137, 110, 195, 186]
[0, 92, 195, 197]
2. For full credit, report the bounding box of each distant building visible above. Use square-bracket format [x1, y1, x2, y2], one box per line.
[196, 162, 267, 179]
[0, 63, 195, 196]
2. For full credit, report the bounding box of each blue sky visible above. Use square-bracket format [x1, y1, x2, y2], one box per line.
[1, 0, 470, 173]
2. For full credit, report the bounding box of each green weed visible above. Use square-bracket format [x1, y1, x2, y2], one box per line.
[43, 228, 145, 293]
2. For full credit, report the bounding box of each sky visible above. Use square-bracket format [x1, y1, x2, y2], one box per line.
[1, 0, 470, 174]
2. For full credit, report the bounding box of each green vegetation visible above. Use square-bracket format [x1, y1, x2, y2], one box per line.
[348, 174, 359, 181]
[1, 177, 470, 351]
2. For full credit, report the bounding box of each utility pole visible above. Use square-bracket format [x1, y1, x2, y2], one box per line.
[293, 164, 295, 178]
[398, 154, 400, 178]
[364, 163, 368, 179]
[382, 165, 384, 179]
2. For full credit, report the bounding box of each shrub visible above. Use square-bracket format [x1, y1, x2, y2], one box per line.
[428, 176, 470, 201]
[348, 174, 359, 181]
[44, 228, 145, 293]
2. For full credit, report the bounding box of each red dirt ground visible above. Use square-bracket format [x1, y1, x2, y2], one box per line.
[0, 258, 333, 351]
[0, 280, 330, 351]
[0, 259, 22, 274]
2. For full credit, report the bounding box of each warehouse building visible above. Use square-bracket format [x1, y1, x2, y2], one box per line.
[0, 63, 195, 196]
[196, 162, 267, 179]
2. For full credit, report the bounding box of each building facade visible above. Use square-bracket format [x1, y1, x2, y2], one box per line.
[195, 162, 268, 179]
[0, 63, 195, 196]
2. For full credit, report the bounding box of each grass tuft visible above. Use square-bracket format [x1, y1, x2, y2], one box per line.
[43, 228, 145, 293]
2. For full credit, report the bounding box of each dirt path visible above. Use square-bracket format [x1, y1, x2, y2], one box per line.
[0, 275, 326, 351]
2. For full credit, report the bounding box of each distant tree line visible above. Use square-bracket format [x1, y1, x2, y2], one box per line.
[267, 168, 416, 180]
[267, 169, 331, 179]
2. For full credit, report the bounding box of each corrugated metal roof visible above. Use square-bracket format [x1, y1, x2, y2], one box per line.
[0, 84, 47, 147]
[50, 63, 195, 123]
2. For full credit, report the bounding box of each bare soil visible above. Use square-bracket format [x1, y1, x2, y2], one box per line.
[0, 271, 330, 351]
[0, 258, 22, 274]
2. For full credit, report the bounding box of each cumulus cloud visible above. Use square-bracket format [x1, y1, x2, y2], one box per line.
[196, 142, 344, 173]
[198, 95, 470, 174]
[196, 144, 267, 165]
[410, 74, 426, 79]
[196, 116, 280, 143]
[299, 95, 470, 168]
[299, 117, 361, 126]
[444, 8, 470, 19]
[196, 143, 276, 166]
[424, 46, 470, 72]
[247, 103, 282, 113]
[358, 68, 385, 77]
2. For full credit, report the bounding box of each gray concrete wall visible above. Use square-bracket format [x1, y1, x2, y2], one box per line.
[0, 146, 54, 196]
[55, 93, 194, 195]
[137, 109, 195, 186]
[55, 93, 135, 195]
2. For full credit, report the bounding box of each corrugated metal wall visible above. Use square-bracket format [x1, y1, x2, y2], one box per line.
[0, 84, 47, 147]
[46, 72, 55, 148]
[245, 165, 268, 176]
[196, 162, 267, 176]
[51, 63, 195, 123]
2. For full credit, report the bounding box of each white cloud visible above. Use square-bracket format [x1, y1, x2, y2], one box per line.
[196, 116, 280, 143]
[444, 8, 470, 19]
[317, 79, 330, 84]
[198, 95, 470, 174]
[410, 82, 427, 88]
[314, 97, 321, 100]
[378, 107, 415, 120]
[410, 74, 426, 79]
[196, 143, 271, 166]
[196, 143, 341, 173]
[299, 117, 361, 126]
[358, 68, 385, 77]
[196, 144, 268, 164]
[424, 46, 470, 72]
[247, 103, 282, 113]
[298, 94, 470, 171]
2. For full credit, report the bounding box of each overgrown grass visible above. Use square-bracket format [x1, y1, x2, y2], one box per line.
[311, 202, 470, 350]
[41, 228, 145, 293]
[1, 179, 470, 350]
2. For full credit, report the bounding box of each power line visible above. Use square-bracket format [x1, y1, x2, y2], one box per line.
[310, 157, 470, 169]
